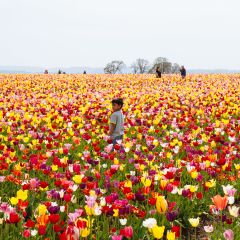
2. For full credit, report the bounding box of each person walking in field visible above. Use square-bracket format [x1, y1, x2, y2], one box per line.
[109, 98, 124, 147]
[156, 67, 162, 78]
[180, 66, 186, 79]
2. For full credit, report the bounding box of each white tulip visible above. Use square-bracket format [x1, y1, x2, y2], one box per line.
[142, 218, 157, 229]
[119, 218, 127, 226]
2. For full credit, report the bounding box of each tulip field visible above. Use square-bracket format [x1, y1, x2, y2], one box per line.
[0, 74, 239, 240]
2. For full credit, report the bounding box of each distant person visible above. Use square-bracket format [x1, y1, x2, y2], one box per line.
[83, 70, 87, 74]
[58, 69, 62, 74]
[44, 70, 48, 74]
[109, 98, 124, 148]
[63, 72, 66, 74]
[156, 67, 162, 78]
[180, 66, 186, 79]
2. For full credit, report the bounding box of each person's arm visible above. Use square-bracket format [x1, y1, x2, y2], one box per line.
[109, 123, 116, 137]
[109, 114, 117, 137]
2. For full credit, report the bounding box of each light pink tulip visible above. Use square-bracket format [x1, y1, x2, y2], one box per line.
[223, 229, 234, 240]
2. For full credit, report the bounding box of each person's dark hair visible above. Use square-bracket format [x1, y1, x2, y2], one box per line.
[111, 98, 124, 108]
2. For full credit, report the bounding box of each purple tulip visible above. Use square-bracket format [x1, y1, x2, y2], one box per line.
[166, 210, 178, 222]
[48, 206, 60, 214]
[135, 193, 145, 201]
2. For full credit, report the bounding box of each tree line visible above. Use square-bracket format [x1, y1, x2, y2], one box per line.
[104, 57, 181, 74]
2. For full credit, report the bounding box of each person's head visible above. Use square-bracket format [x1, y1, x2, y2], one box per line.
[111, 98, 123, 111]
[156, 67, 159, 71]
[181, 66, 184, 69]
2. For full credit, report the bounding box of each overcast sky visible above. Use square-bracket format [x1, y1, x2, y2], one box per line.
[0, 0, 239, 69]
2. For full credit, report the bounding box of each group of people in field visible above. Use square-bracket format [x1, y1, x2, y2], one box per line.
[44, 70, 87, 74]
[156, 65, 186, 79]
[44, 66, 187, 78]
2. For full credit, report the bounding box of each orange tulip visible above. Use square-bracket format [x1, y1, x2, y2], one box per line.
[37, 214, 49, 226]
[212, 195, 228, 211]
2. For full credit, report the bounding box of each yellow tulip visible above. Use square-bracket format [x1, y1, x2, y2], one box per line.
[113, 209, 119, 217]
[84, 205, 94, 216]
[141, 177, 152, 187]
[191, 170, 198, 179]
[10, 197, 18, 205]
[153, 139, 159, 146]
[151, 225, 165, 239]
[189, 185, 198, 193]
[234, 164, 240, 170]
[124, 180, 132, 188]
[139, 164, 145, 171]
[189, 217, 200, 227]
[160, 180, 168, 189]
[80, 228, 90, 238]
[114, 158, 119, 165]
[167, 231, 176, 240]
[119, 165, 125, 171]
[23, 137, 29, 143]
[51, 165, 58, 171]
[38, 204, 47, 215]
[73, 175, 82, 184]
[16, 190, 28, 201]
[205, 179, 216, 188]
[211, 141, 216, 148]
[156, 196, 168, 213]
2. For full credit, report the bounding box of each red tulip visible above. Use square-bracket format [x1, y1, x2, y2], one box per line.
[120, 226, 133, 239]
[172, 225, 180, 238]
[53, 224, 62, 232]
[25, 219, 35, 228]
[38, 225, 46, 235]
[9, 212, 20, 223]
[76, 219, 87, 229]
[114, 144, 121, 150]
[23, 229, 31, 238]
[49, 214, 60, 224]
[64, 193, 72, 202]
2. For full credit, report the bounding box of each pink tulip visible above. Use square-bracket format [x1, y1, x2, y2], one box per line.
[86, 195, 97, 208]
[0, 176, 5, 182]
[105, 144, 113, 153]
[112, 235, 123, 240]
[30, 178, 39, 189]
[223, 229, 234, 240]
[227, 189, 237, 197]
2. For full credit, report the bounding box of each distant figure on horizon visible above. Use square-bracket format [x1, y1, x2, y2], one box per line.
[63, 72, 66, 74]
[58, 69, 62, 74]
[156, 67, 162, 78]
[180, 66, 186, 79]
[83, 70, 87, 74]
[44, 70, 48, 74]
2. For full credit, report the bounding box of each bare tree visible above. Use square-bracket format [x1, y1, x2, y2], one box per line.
[131, 58, 150, 74]
[104, 60, 125, 74]
[171, 63, 180, 73]
[131, 63, 138, 74]
[149, 57, 173, 74]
